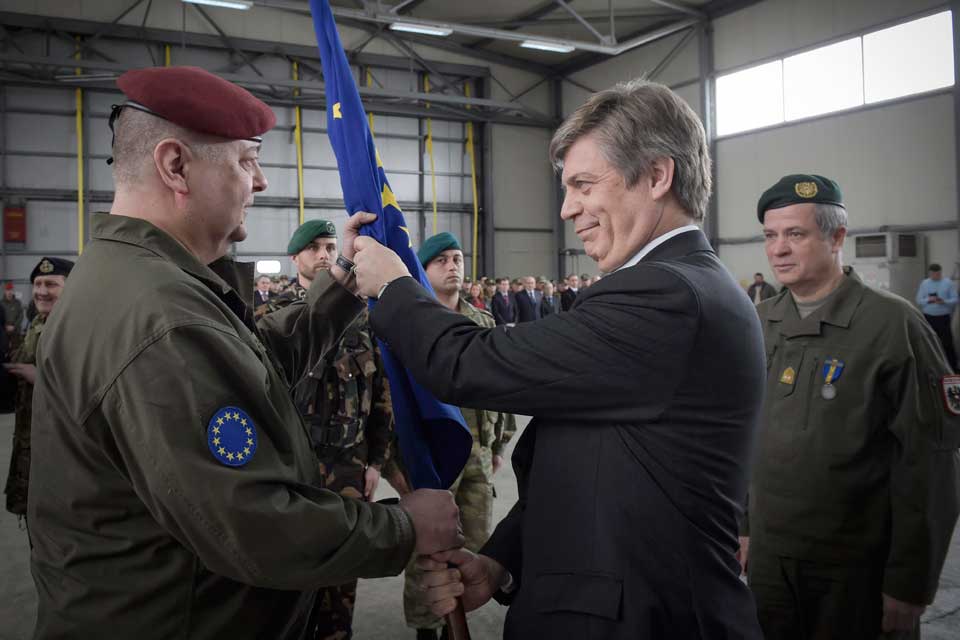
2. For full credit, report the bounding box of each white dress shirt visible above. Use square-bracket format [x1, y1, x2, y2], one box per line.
[613, 224, 700, 273]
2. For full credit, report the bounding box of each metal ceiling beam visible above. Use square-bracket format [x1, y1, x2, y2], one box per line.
[649, 0, 706, 19]
[0, 11, 490, 78]
[0, 51, 557, 126]
[465, 0, 568, 50]
[329, 5, 699, 56]
[554, 0, 609, 44]
[333, 15, 554, 76]
[555, 18, 701, 75]
[459, 9, 680, 29]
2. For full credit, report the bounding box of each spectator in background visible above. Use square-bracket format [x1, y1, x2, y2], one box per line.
[491, 277, 517, 326]
[580, 273, 592, 288]
[747, 272, 777, 305]
[540, 281, 559, 316]
[253, 275, 272, 307]
[2, 283, 24, 356]
[560, 273, 580, 311]
[515, 276, 542, 323]
[510, 278, 523, 295]
[916, 263, 958, 370]
[4, 257, 74, 524]
[482, 282, 496, 307]
[467, 282, 487, 311]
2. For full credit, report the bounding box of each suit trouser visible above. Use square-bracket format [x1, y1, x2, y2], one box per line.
[403, 443, 494, 629]
[924, 314, 957, 371]
[748, 548, 919, 640]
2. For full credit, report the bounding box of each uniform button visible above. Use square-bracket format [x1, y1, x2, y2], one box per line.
[308, 372, 313, 377]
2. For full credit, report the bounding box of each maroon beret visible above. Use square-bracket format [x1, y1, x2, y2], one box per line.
[116, 66, 276, 141]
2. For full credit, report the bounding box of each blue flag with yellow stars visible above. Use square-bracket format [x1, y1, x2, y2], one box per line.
[309, 0, 471, 490]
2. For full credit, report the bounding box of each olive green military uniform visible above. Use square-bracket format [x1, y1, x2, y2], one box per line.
[403, 298, 517, 630]
[261, 283, 394, 640]
[747, 268, 960, 639]
[3, 314, 44, 517]
[28, 214, 415, 640]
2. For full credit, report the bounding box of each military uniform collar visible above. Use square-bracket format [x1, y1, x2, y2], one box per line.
[766, 267, 864, 337]
[91, 213, 255, 327]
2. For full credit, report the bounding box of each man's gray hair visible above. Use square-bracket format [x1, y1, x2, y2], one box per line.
[814, 203, 848, 237]
[112, 108, 225, 186]
[549, 78, 712, 221]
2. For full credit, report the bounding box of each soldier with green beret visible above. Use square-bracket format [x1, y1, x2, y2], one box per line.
[27, 66, 462, 639]
[741, 173, 960, 638]
[401, 232, 518, 640]
[3, 257, 73, 524]
[260, 218, 394, 640]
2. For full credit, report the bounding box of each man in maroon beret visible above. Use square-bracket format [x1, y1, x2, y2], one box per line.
[28, 66, 462, 639]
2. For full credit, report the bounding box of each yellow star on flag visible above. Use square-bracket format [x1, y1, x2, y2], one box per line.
[333, 102, 342, 119]
[218, 447, 226, 455]
[240, 418, 247, 426]
[244, 447, 251, 455]
[236, 452, 245, 461]
[381, 183, 400, 212]
[246, 428, 253, 436]
[216, 417, 224, 426]
[247, 438, 254, 446]
[398, 226, 412, 248]
[213, 426, 220, 435]
[226, 452, 235, 461]
[213, 437, 221, 445]
[233, 412, 240, 420]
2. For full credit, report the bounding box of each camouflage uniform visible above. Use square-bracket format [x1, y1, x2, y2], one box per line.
[4, 313, 44, 517]
[260, 282, 393, 640]
[402, 298, 517, 630]
[2, 296, 24, 357]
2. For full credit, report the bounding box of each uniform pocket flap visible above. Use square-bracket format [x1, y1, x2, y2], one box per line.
[533, 571, 623, 621]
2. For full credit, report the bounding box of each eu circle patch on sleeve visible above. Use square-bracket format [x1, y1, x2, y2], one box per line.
[207, 406, 258, 466]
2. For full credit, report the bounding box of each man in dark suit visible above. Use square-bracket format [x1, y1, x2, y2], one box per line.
[540, 281, 559, 316]
[514, 276, 541, 323]
[560, 273, 579, 311]
[352, 79, 764, 640]
[253, 274, 273, 307]
[490, 277, 517, 326]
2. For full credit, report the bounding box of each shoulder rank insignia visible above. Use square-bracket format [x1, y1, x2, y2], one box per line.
[207, 406, 258, 466]
[942, 375, 960, 416]
[779, 366, 796, 385]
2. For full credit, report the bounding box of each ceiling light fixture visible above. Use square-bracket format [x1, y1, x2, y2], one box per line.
[389, 22, 453, 37]
[520, 40, 576, 53]
[182, 0, 253, 10]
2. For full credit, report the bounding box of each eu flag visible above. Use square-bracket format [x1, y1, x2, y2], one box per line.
[309, 0, 472, 490]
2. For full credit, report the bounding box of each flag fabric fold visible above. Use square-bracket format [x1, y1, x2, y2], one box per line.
[309, 0, 472, 490]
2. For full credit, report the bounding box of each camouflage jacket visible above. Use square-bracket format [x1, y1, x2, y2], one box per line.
[456, 298, 517, 456]
[2, 297, 24, 332]
[260, 281, 392, 467]
[4, 313, 44, 515]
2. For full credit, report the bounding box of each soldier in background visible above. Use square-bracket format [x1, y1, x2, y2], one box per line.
[403, 232, 517, 640]
[2, 282, 24, 356]
[744, 174, 960, 639]
[3, 257, 73, 525]
[261, 218, 393, 640]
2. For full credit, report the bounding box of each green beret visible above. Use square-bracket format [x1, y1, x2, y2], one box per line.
[757, 174, 844, 222]
[30, 256, 74, 282]
[287, 219, 337, 255]
[417, 232, 462, 266]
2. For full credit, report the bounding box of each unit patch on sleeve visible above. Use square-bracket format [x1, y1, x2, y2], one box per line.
[207, 406, 258, 466]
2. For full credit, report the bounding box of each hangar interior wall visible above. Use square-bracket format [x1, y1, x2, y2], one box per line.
[559, 0, 959, 292]
[0, 0, 558, 298]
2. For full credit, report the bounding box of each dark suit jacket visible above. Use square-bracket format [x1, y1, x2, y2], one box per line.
[490, 292, 517, 325]
[540, 295, 559, 317]
[515, 289, 541, 323]
[560, 288, 578, 311]
[370, 230, 764, 640]
[253, 290, 272, 307]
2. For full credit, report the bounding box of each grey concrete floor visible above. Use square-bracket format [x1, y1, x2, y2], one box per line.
[2, 412, 959, 639]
